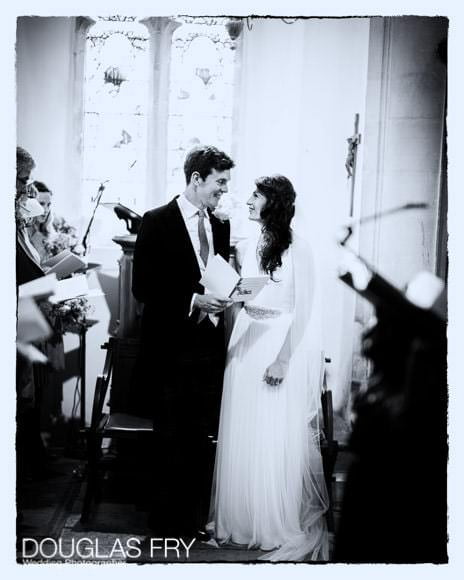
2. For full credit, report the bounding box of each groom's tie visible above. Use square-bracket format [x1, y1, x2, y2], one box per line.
[198, 209, 209, 266]
[197, 209, 214, 325]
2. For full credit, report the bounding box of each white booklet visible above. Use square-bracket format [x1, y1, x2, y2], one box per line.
[18, 273, 57, 301]
[49, 274, 90, 304]
[42, 249, 87, 279]
[17, 296, 52, 343]
[18, 272, 103, 305]
[16, 342, 49, 364]
[200, 254, 268, 303]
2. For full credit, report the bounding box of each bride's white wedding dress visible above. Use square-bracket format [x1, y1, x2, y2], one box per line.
[208, 232, 329, 561]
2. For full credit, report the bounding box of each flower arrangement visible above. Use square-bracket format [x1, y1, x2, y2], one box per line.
[43, 216, 82, 257]
[38, 215, 91, 338]
[42, 296, 92, 340]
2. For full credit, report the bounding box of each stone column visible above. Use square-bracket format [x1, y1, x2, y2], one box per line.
[351, 16, 447, 399]
[359, 16, 447, 287]
[67, 16, 96, 221]
[140, 17, 181, 209]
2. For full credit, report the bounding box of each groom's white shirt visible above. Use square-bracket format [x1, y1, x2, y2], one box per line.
[177, 194, 218, 326]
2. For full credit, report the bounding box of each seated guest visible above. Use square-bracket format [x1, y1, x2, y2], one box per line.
[27, 180, 69, 434]
[27, 180, 54, 263]
[28, 180, 81, 264]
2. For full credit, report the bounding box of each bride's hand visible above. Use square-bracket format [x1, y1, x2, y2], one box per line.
[263, 360, 288, 387]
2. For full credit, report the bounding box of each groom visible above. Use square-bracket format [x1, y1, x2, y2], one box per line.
[132, 145, 234, 539]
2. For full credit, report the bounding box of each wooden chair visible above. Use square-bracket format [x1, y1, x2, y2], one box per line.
[80, 337, 154, 523]
[319, 356, 340, 533]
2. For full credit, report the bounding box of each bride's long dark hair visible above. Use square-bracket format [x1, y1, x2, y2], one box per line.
[256, 175, 296, 277]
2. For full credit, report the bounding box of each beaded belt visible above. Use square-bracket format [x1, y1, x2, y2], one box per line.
[244, 304, 282, 320]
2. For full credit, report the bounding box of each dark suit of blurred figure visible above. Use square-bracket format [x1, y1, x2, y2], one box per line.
[335, 273, 447, 563]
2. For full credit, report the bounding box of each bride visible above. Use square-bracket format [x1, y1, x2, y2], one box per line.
[208, 175, 329, 561]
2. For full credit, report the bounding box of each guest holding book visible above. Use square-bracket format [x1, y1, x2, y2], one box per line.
[17, 165, 88, 440]
[27, 180, 90, 433]
[28, 180, 83, 268]
[27, 180, 55, 263]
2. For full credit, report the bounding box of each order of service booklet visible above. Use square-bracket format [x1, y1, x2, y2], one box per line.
[200, 253, 268, 302]
[42, 249, 87, 279]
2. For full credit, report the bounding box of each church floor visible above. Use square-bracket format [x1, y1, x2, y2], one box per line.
[16, 417, 351, 564]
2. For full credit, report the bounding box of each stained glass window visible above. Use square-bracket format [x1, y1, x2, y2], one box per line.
[166, 17, 238, 198]
[82, 16, 149, 246]
[81, 16, 239, 247]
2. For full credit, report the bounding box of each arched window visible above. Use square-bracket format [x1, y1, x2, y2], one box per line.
[166, 17, 238, 198]
[81, 16, 239, 248]
[82, 16, 149, 247]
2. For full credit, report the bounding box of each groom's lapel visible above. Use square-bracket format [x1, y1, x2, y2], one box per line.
[209, 211, 220, 254]
[209, 210, 229, 260]
[166, 197, 201, 277]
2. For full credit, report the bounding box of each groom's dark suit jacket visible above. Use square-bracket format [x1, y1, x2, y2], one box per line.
[131, 197, 230, 416]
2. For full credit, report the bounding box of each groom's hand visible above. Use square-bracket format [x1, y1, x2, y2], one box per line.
[194, 293, 233, 314]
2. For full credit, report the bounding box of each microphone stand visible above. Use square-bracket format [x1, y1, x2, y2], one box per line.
[339, 202, 429, 247]
[337, 202, 429, 289]
[81, 181, 108, 256]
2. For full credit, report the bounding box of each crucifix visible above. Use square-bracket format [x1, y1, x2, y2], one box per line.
[345, 113, 362, 217]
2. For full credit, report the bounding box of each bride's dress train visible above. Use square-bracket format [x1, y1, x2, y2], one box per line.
[208, 233, 329, 561]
